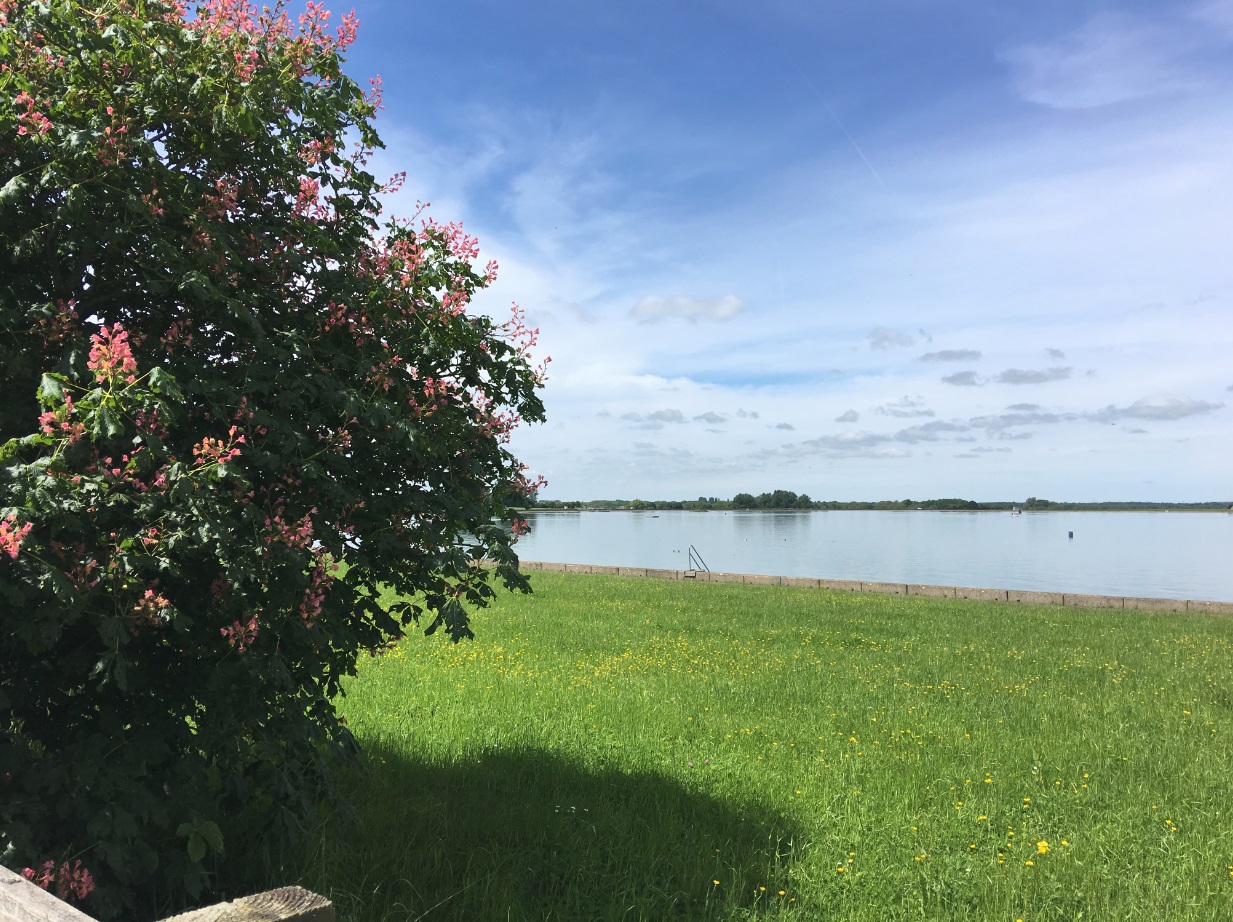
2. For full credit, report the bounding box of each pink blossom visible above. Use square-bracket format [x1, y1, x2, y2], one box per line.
[132, 587, 172, 630]
[20, 861, 54, 890]
[0, 514, 33, 559]
[192, 426, 245, 466]
[13, 90, 52, 137]
[299, 552, 337, 625]
[262, 508, 316, 552]
[87, 323, 138, 384]
[21, 860, 94, 903]
[221, 613, 260, 651]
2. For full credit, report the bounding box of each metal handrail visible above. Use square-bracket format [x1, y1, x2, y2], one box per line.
[687, 544, 710, 572]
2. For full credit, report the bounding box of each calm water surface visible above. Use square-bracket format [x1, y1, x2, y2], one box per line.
[517, 510, 1233, 602]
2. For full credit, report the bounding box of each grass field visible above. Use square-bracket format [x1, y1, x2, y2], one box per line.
[283, 572, 1233, 920]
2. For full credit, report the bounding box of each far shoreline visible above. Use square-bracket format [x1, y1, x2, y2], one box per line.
[524, 506, 1233, 513]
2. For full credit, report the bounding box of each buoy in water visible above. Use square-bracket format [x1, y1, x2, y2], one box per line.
[1068, 531, 1073, 539]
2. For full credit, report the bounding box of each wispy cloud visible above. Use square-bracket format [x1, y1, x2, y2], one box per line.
[919, 349, 982, 362]
[875, 396, 934, 418]
[785, 431, 910, 460]
[620, 408, 688, 429]
[868, 327, 916, 350]
[1000, 10, 1209, 109]
[360, 0, 1233, 501]
[942, 371, 982, 387]
[1194, 0, 1233, 35]
[1092, 395, 1224, 421]
[631, 294, 744, 323]
[995, 367, 1071, 385]
[970, 410, 1071, 431]
[894, 421, 969, 443]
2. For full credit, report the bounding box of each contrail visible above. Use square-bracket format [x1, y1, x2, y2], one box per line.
[791, 61, 887, 189]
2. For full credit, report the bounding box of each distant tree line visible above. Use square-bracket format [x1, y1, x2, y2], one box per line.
[530, 494, 1233, 512]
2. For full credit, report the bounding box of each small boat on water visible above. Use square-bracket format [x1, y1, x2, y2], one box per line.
[1011, 506, 1022, 516]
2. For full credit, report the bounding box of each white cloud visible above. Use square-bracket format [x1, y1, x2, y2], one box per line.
[1093, 395, 1224, 421]
[970, 411, 1071, 431]
[894, 421, 969, 443]
[1001, 11, 1206, 109]
[363, 6, 1233, 502]
[942, 371, 982, 387]
[919, 349, 981, 362]
[868, 327, 916, 350]
[1191, 0, 1233, 37]
[996, 367, 1071, 385]
[631, 294, 745, 323]
[875, 396, 935, 418]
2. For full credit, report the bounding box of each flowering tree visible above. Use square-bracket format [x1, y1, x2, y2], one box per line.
[0, 1, 546, 917]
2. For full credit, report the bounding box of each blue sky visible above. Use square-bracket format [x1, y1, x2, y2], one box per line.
[342, 0, 1233, 501]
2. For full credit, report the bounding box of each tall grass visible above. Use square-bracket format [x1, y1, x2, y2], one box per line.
[280, 573, 1233, 920]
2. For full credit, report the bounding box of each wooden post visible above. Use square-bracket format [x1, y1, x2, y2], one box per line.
[160, 887, 334, 922]
[1, 866, 96, 922]
[1, 867, 333, 922]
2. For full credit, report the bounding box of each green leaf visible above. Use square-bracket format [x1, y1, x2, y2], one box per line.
[38, 373, 65, 402]
[147, 366, 182, 400]
[0, 174, 28, 208]
[186, 832, 206, 863]
[197, 820, 224, 855]
[94, 405, 124, 440]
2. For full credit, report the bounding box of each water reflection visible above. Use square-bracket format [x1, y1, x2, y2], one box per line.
[515, 510, 1233, 601]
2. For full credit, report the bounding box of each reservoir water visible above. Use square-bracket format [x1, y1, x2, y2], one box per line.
[517, 510, 1233, 602]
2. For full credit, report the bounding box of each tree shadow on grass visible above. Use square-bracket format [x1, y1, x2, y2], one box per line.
[284, 743, 807, 922]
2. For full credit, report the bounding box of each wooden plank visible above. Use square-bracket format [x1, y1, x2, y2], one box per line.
[160, 887, 333, 922]
[0, 866, 98, 922]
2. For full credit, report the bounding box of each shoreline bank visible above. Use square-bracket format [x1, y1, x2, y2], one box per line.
[518, 560, 1233, 615]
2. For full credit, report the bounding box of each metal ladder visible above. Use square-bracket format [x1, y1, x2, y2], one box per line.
[683, 544, 710, 578]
